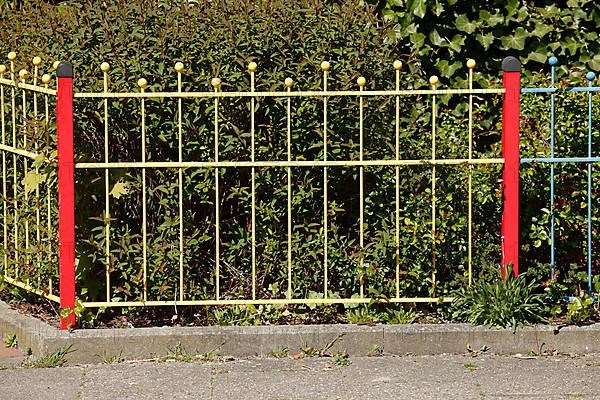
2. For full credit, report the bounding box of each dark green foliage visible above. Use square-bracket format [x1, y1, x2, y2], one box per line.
[451, 270, 548, 330]
[369, 0, 600, 76]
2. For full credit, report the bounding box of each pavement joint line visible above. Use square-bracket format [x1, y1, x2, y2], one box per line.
[2, 300, 600, 364]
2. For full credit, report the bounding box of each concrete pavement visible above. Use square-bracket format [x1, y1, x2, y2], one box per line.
[0, 353, 598, 399]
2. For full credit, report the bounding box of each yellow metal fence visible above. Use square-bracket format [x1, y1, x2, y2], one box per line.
[1, 54, 506, 309]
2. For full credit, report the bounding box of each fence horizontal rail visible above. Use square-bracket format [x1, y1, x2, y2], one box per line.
[0, 77, 57, 96]
[0, 143, 40, 160]
[73, 88, 505, 99]
[75, 158, 505, 169]
[81, 297, 455, 308]
[521, 157, 600, 164]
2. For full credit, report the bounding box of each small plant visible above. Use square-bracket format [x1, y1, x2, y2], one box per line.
[199, 349, 220, 362]
[566, 295, 595, 325]
[451, 269, 548, 331]
[367, 343, 384, 357]
[267, 347, 288, 358]
[463, 362, 477, 372]
[22, 345, 73, 368]
[165, 342, 197, 362]
[380, 308, 421, 324]
[3, 333, 17, 348]
[101, 351, 125, 364]
[345, 306, 379, 324]
[332, 351, 352, 366]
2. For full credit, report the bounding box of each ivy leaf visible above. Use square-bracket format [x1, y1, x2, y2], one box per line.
[527, 45, 548, 63]
[407, 0, 427, 19]
[436, 60, 462, 77]
[500, 27, 528, 51]
[531, 24, 553, 38]
[479, 10, 504, 27]
[448, 34, 465, 53]
[455, 14, 478, 34]
[429, 29, 444, 47]
[476, 32, 494, 51]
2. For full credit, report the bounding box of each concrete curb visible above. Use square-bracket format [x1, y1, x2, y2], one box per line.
[2, 301, 600, 364]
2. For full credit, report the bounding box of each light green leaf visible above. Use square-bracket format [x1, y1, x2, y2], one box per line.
[110, 182, 130, 199]
[531, 24, 552, 38]
[476, 32, 494, 51]
[429, 29, 444, 46]
[23, 171, 47, 193]
[500, 27, 528, 51]
[448, 34, 465, 53]
[455, 14, 478, 34]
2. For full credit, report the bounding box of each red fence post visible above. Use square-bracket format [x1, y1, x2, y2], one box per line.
[501, 56, 521, 278]
[57, 62, 76, 330]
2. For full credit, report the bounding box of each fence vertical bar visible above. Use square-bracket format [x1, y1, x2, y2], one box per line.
[1, 65, 6, 276]
[212, 78, 221, 299]
[467, 59, 476, 286]
[42, 73, 52, 294]
[9, 53, 18, 276]
[549, 57, 558, 278]
[285, 77, 293, 300]
[56, 61, 75, 330]
[175, 62, 184, 302]
[138, 78, 148, 302]
[430, 75, 439, 291]
[101, 62, 111, 302]
[20, 69, 30, 281]
[321, 61, 330, 299]
[33, 58, 42, 286]
[394, 60, 402, 299]
[586, 71, 596, 292]
[358, 76, 366, 298]
[249, 62, 257, 300]
[501, 56, 521, 277]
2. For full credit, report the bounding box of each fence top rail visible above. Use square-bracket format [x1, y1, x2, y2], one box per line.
[72, 87, 505, 99]
[0, 77, 57, 96]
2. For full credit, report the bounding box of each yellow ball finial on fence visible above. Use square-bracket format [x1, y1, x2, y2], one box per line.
[174, 62, 184, 73]
[41, 74, 51, 84]
[0, 65, 6, 74]
[466, 59, 476, 69]
[52, 61, 60, 70]
[284, 77, 294, 88]
[320, 61, 331, 72]
[32, 56, 42, 66]
[137, 78, 148, 89]
[8, 52, 16, 61]
[357, 76, 366, 87]
[18, 69, 29, 80]
[211, 77, 221, 89]
[100, 62, 110, 72]
[429, 75, 440, 87]
[248, 62, 257, 73]
[393, 60, 403, 71]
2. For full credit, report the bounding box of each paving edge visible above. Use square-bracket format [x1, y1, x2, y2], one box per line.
[2, 301, 600, 364]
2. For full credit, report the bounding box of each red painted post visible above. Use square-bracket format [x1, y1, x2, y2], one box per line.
[501, 56, 521, 278]
[57, 62, 76, 330]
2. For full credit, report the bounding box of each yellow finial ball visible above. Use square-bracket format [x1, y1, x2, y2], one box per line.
[0, 65, 6, 74]
[52, 61, 60, 70]
[100, 62, 110, 72]
[174, 62, 184, 73]
[41, 74, 51, 84]
[18, 69, 29, 80]
[357, 76, 366, 87]
[284, 77, 294, 88]
[137, 78, 148, 89]
[429, 75, 439, 86]
[320, 61, 331, 72]
[211, 77, 221, 88]
[393, 60, 403, 71]
[466, 59, 476, 69]
[32, 56, 42, 66]
[7, 52, 16, 61]
[248, 62, 257, 73]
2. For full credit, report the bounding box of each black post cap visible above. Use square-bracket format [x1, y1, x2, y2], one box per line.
[57, 61, 73, 78]
[501, 56, 520, 72]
